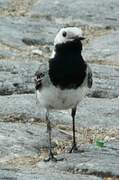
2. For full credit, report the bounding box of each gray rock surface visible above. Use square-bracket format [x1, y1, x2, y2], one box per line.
[32, 0, 119, 27]
[55, 141, 119, 177]
[0, 122, 70, 159]
[0, 17, 59, 49]
[0, 121, 118, 179]
[90, 64, 119, 98]
[84, 30, 119, 65]
[0, 121, 102, 180]
[0, 60, 39, 95]
[0, 0, 10, 9]
[0, 169, 101, 180]
[0, 94, 118, 128]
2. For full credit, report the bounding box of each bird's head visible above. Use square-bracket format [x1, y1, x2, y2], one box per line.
[54, 27, 85, 46]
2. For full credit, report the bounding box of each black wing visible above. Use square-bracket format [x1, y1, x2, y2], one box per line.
[34, 63, 48, 90]
[34, 71, 44, 90]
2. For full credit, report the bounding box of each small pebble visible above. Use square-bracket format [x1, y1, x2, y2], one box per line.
[32, 49, 43, 56]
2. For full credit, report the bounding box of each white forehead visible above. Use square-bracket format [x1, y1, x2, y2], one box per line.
[54, 27, 83, 45]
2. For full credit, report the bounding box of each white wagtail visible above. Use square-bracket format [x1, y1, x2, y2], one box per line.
[34, 27, 92, 162]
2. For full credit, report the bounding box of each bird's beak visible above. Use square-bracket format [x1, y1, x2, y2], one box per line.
[79, 37, 85, 40]
[73, 36, 85, 41]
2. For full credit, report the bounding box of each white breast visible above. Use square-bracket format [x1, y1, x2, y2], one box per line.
[36, 84, 88, 110]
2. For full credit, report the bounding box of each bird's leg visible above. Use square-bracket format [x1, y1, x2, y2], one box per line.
[45, 110, 64, 162]
[35, 91, 38, 105]
[69, 106, 78, 153]
[44, 110, 57, 162]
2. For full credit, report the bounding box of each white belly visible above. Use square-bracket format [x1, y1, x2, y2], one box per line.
[36, 85, 88, 110]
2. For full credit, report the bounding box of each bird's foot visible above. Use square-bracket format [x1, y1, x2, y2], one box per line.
[69, 143, 84, 153]
[69, 143, 78, 153]
[44, 152, 64, 162]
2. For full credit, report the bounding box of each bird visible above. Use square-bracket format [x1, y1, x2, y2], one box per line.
[34, 27, 92, 162]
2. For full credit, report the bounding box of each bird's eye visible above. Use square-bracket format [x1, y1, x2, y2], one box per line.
[62, 31, 67, 37]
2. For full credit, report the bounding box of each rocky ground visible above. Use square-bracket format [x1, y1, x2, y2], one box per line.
[0, 0, 119, 179]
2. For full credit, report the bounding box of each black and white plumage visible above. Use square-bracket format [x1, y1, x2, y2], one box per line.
[34, 27, 92, 161]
